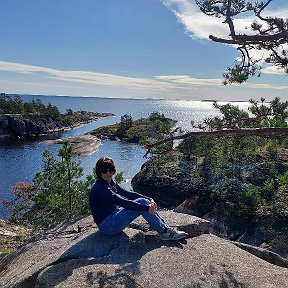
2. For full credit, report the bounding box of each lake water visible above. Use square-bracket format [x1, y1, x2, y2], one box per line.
[0, 95, 249, 219]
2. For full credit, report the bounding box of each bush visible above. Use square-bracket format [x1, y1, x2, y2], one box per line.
[235, 187, 266, 220]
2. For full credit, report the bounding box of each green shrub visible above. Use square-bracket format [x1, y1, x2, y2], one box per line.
[235, 187, 266, 220]
[114, 172, 124, 183]
[278, 170, 288, 188]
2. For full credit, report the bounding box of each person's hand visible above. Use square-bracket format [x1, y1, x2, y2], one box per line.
[150, 198, 157, 209]
[148, 201, 157, 215]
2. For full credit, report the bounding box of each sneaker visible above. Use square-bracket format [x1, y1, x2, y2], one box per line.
[161, 227, 189, 241]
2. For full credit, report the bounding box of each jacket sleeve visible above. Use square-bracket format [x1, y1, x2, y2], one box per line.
[116, 183, 151, 201]
[110, 185, 150, 211]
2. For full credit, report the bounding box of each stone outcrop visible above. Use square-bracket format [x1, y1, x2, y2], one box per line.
[0, 220, 31, 259]
[0, 114, 69, 136]
[0, 211, 288, 288]
[43, 134, 101, 156]
[231, 241, 288, 268]
[131, 149, 288, 258]
[0, 112, 113, 137]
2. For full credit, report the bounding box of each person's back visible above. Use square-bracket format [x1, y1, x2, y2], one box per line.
[89, 178, 116, 226]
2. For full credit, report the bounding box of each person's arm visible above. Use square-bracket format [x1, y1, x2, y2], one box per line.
[110, 187, 150, 211]
[115, 183, 153, 202]
[112, 191, 157, 214]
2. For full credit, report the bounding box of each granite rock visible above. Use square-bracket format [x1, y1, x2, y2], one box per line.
[0, 212, 287, 288]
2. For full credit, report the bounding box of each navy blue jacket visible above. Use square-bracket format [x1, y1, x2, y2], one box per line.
[89, 178, 150, 226]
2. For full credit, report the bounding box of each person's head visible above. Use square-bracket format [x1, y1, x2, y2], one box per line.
[95, 156, 116, 181]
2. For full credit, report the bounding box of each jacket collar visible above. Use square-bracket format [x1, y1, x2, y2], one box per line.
[98, 177, 115, 186]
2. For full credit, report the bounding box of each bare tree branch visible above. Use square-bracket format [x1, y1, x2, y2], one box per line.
[209, 31, 288, 45]
[146, 127, 288, 149]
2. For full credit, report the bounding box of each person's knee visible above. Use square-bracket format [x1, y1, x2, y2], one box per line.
[135, 197, 150, 205]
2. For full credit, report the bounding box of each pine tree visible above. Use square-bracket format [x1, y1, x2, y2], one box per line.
[4, 142, 95, 229]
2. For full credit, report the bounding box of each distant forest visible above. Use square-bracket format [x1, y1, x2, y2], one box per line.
[0, 93, 65, 119]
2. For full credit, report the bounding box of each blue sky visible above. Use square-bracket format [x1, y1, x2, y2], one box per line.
[0, 0, 287, 101]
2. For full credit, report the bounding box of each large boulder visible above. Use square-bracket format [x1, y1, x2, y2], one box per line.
[132, 149, 288, 258]
[132, 151, 197, 206]
[0, 212, 287, 288]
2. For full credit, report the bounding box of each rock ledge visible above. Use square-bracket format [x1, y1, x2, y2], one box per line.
[0, 211, 287, 288]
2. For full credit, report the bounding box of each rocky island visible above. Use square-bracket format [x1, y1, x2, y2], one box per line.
[46, 112, 175, 157]
[0, 94, 114, 137]
[90, 112, 176, 144]
[0, 111, 114, 137]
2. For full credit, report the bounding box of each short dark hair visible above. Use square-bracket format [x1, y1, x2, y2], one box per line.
[95, 157, 116, 179]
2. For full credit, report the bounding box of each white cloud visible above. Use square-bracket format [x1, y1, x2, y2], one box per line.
[0, 61, 287, 100]
[261, 64, 288, 75]
[155, 75, 222, 86]
[0, 61, 175, 92]
[162, 0, 288, 38]
[157, 74, 288, 90]
[0, 61, 55, 74]
[161, 0, 228, 39]
[242, 82, 288, 90]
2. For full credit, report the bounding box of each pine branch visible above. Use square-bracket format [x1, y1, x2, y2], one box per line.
[146, 127, 288, 149]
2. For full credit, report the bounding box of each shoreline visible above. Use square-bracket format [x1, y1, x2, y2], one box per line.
[0, 111, 114, 138]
